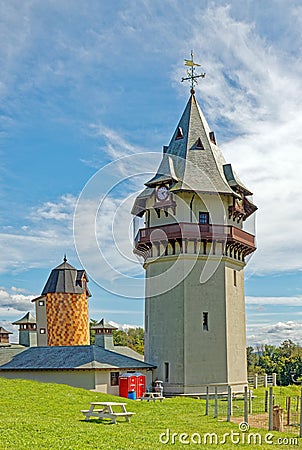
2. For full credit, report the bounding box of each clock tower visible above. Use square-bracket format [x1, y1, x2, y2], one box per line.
[132, 55, 257, 394]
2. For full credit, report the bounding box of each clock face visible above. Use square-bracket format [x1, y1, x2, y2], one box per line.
[157, 186, 169, 201]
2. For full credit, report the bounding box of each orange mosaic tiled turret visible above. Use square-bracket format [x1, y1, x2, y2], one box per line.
[46, 292, 89, 346]
[36, 257, 91, 346]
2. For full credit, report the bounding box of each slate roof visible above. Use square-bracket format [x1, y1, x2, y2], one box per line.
[0, 345, 154, 370]
[132, 93, 257, 216]
[145, 94, 234, 194]
[0, 345, 27, 365]
[41, 259, 91, 296]
[111, 346, 144, 362]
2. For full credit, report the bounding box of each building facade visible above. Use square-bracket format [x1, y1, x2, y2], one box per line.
[133, 89, 257, 394]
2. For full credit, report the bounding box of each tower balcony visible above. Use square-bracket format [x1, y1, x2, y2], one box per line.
[134, 222, 256, 262]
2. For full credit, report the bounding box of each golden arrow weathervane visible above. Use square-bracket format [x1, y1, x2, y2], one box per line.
[181, 50, 205, 93]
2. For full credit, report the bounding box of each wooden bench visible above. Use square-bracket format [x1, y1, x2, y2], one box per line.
[141, 392, 164, 402]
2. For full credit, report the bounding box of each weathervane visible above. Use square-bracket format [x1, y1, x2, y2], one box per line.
[181, 50, 205, 94]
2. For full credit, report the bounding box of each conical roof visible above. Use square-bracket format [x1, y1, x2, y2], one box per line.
[41, 257, 91, 296]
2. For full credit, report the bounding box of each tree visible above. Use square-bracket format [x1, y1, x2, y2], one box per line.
[89, 319, 145, 355]
[113, 327, 144, 355]
[89, 319, 98, 344]
[247, 340, 302, 385]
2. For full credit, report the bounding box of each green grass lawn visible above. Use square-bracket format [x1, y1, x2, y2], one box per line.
[0, 377, 300, 449]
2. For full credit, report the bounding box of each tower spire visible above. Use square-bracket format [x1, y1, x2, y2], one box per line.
[181, 50, 206, 94]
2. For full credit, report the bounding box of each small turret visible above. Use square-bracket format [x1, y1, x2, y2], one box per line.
[92, 319, 117, 350]
[0, 326, 12, 346]
[34, 257, 91, 347]
[12, 312, 37, 347]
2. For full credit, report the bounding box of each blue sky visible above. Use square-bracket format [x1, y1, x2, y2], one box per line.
[1, 0, 302, 347]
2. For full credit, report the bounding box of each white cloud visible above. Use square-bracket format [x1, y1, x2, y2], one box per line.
[30, 194, 76, 222]
[11, 286, 27, 293]
[89, 125, 142, 161]
[0, 195, 76, 274]
[247, 320, 302, 347]
[108, 320, 141, 331]
[0, 287, 35, 312]
[267, 321, 299, 334]
[246, 296, 302, 307]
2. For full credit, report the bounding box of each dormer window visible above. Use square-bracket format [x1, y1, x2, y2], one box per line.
[175, 127, 184, 140]
[209, 131, 216, 145]
[191, 137, 204, 150]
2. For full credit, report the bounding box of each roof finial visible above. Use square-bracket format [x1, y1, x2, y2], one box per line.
[63, 254, 67, 263]
[181, 50, 206, 94]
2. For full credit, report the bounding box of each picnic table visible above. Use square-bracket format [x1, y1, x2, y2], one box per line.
[81, 402, 135, 424]
[141, 392, 164, 402]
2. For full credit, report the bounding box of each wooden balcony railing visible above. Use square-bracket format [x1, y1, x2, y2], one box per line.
[134, 222, 255, 249]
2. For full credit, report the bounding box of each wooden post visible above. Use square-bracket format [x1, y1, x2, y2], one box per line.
[214, 386, 218, 418]
[269, 386, 273, 431]
[300, 388, 302, 438]
[227, 385, 232, 422]
[263, 374, 267, 388]
[286, 397, 291, 426]
[205, 386, 209, 416]
[265, 390, 268, 413]
[253, 373, 258, 389]
[244, 386, 248, 425]
[272, 373, 277, 386]
[249, 388, 253, 414]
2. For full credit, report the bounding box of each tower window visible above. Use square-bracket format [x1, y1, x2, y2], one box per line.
[202, 312, 209, 331]
[164, 362, 169, 382]
[39, 328, 46, 334]
[199, 212, 209, 224]
[175, 127, 184, 140]
[233, 270, 237, 286]
[209, 131, 216, 145]
[193, 137, 204, 150]
[39, 300, 45, 306]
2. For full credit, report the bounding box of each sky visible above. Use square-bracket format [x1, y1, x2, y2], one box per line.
[0, 0, 302, 347]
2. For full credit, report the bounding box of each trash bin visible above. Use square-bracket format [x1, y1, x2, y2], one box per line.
[128, 390, 136, 400]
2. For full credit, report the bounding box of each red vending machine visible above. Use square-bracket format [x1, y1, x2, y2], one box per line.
[119, 373, 146, 399]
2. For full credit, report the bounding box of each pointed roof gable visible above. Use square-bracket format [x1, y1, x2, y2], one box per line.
[41, 258, 91, 296]
[91, 319, 118, 331]
[145, 94, 234, 194]
[132, 92, 257, 218]
[12, 312, 36, 325]
[0, 327, 12, 335]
